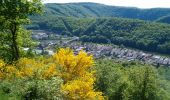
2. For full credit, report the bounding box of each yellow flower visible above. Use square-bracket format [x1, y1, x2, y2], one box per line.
[0, 60, 5, 79]
[0, 60, 5, 69]
[53, 48, 94, 81]
[42, 64, 58, 79]
[53, 48, 104, 99]
[0, 48, 104, 99]
[62, 79, 104, 100]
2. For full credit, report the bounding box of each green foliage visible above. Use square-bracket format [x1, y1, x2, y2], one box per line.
[0, 0, 43, 61]
[0, 77, 64, 100]
[28, 3, 170, 55]
[95, 60, 170, 100]
[0, 28, 37, 62]
[29, 16, 170, 54]
[156, 15, 170, 24]
[0, 48, 104, 99]
[43, 3, 170, 21]
[0, 31, 12, 62]
[157, 67, 170, 99]
[17, 28, 37, 48]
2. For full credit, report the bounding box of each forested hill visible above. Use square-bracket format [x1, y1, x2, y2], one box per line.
[28, 3, 170, 55]
[28, 16, 170, 54]
[156, 15, 170, 24]
[44, 3, 170, 21]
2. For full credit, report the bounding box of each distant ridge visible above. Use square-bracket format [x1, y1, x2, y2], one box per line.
[156, 15, 170, 24]
[29, 2, 170, 55]
[44, 2, 170, 21]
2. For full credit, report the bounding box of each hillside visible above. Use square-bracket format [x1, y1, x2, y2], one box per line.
[28, 16, 170, 55]
[156, 15, 170, 24]
[27, 3, 170, 55]
[43, 3, 170, 21]
[1, 1, 170, 100]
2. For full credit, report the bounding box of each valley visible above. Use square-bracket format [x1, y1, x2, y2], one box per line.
[31, 30, 170, 67]
[28, 3, 170, 67]
[1, 1, 170, 99]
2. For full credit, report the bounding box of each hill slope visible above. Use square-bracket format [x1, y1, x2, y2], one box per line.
[44, 3, 170, 21]
[28, 3, 170, 54]
[156, 15, 170, 24]
[28, 16, 170, 54]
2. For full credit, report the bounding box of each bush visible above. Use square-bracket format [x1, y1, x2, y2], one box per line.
[0, 48, 104, 99]
[95, 60, 170, 100]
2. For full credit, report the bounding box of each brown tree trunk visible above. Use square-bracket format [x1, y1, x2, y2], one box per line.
[10, 23, 19, 61]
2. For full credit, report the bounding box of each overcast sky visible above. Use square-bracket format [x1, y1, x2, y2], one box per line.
[43, 0, 170, 8]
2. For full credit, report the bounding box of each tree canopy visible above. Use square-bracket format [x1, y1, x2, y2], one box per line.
[0, 0, 42, 62]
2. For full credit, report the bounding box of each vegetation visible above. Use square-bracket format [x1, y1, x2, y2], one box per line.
[0, 48, 104, 99]
[0, 48, 170, 100]
[0, 1, 170, 100]
[27, 3, 170, 55]
[28, 16, 170, 54]
[156, 15, 170, 24]
[0, 0, 42, 61]
[95, 60, 170, 100]
[43, 3, 170, 21]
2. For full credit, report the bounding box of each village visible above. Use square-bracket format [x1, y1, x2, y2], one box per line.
[30, 30, 170, 67]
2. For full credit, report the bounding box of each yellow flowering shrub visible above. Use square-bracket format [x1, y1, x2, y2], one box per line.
[0, 60, 5, 68]
[62, 73, 104, 100]
[16, 58, 58, 79]
[16, 58, 40, 78]
[0, 60, 5, 79]
[0, 60, 17, 79]
[4, 65, 17, 79]
[0, 48, 104, 99]
[42, 63, 58, 79]
[53, 48, 94, 81]
[62, 80, 103, 100]
[53, 48, 104, 100]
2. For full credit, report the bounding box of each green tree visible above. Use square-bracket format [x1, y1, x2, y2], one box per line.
[0, 0, 42, 61]
[95, 60, 169, 100]
[127, 66, 158, 100]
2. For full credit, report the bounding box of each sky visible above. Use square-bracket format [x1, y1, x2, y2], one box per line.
[43, 0, 170, 8]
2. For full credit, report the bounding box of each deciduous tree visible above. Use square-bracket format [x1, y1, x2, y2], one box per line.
[0, 0, 42, 61]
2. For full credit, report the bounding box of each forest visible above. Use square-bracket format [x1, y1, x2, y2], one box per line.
[0, 1, 170, 100]
[44, 3, 170, 21]
[27, 3, 170, 55]
[28, 16, 170, 54]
